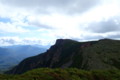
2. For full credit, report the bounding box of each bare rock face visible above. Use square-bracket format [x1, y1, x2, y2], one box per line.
[6, 39, 120, 74]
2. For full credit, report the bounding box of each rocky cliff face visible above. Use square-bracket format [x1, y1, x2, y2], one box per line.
[6, 39, 120, 74]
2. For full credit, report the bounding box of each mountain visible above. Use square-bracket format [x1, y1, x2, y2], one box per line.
[1, 68, 120, 80]
[0, 47, 18, 72]
[0, 45, 47, 72]
[6, 39, 120, 74]
[4, 45, 47, 60]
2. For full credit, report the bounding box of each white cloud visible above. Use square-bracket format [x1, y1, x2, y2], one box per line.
[0, 37, 53, 46]
[0, 22, 29, 33]
[0, 0, 120, 46]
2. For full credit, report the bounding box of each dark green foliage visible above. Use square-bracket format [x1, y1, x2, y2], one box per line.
[1, 68, 120, 80]
[111, 59, 120, 69]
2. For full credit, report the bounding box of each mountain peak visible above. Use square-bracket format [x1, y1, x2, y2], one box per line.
[99, 38, 113, 41]
[55, 39, 65, 45]
[55, 39, 78, 45]
[6, 39, 120, 74]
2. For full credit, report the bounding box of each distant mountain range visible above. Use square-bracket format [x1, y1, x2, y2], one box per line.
[7, 39, 120, 74]
[0, 45, 47, 72]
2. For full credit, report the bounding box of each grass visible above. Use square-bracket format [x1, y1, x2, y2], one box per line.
[1, 68, 120, 80]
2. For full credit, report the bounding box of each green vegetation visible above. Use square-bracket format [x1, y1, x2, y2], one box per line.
[1, 68, 120, 80]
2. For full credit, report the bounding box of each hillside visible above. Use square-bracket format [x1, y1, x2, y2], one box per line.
[1, 68, 120, 80]
[0, 45, 46, 73]
[6, 39, 120, 74]
[0, 47, 18, 72]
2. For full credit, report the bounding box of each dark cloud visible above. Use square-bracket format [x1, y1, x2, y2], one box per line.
[87, 19, 120, 33]
[28, 21, 54, 29]
[83, 35, 104, 40]
[106, 32, 120, 39]
[0, 0, 100, 14]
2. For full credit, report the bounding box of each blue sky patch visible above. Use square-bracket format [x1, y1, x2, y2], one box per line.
[0, 17, 11, 23]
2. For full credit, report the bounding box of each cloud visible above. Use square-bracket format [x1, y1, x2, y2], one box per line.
[108, 34, 120, 39]
[0, 0, 120, 46]
[86, 18, 120, 33]
[0, 37, 53, 46]
[0, 0, 100, 14]
[0, 22, 29, 33]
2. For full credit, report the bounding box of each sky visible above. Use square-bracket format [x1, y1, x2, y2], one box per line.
[0, 0, 120, 46]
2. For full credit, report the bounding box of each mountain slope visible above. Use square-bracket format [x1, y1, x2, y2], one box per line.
[7, 39, 120, 74]
[5, 45, 47, 60]
[2, 68, 120, 80]
[0, 47, 18, 72]
[0, 45, 46, 73]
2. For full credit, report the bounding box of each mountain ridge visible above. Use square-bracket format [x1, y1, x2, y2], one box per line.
[6, 39, 120, 74]
[0, 45, 47, 73]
